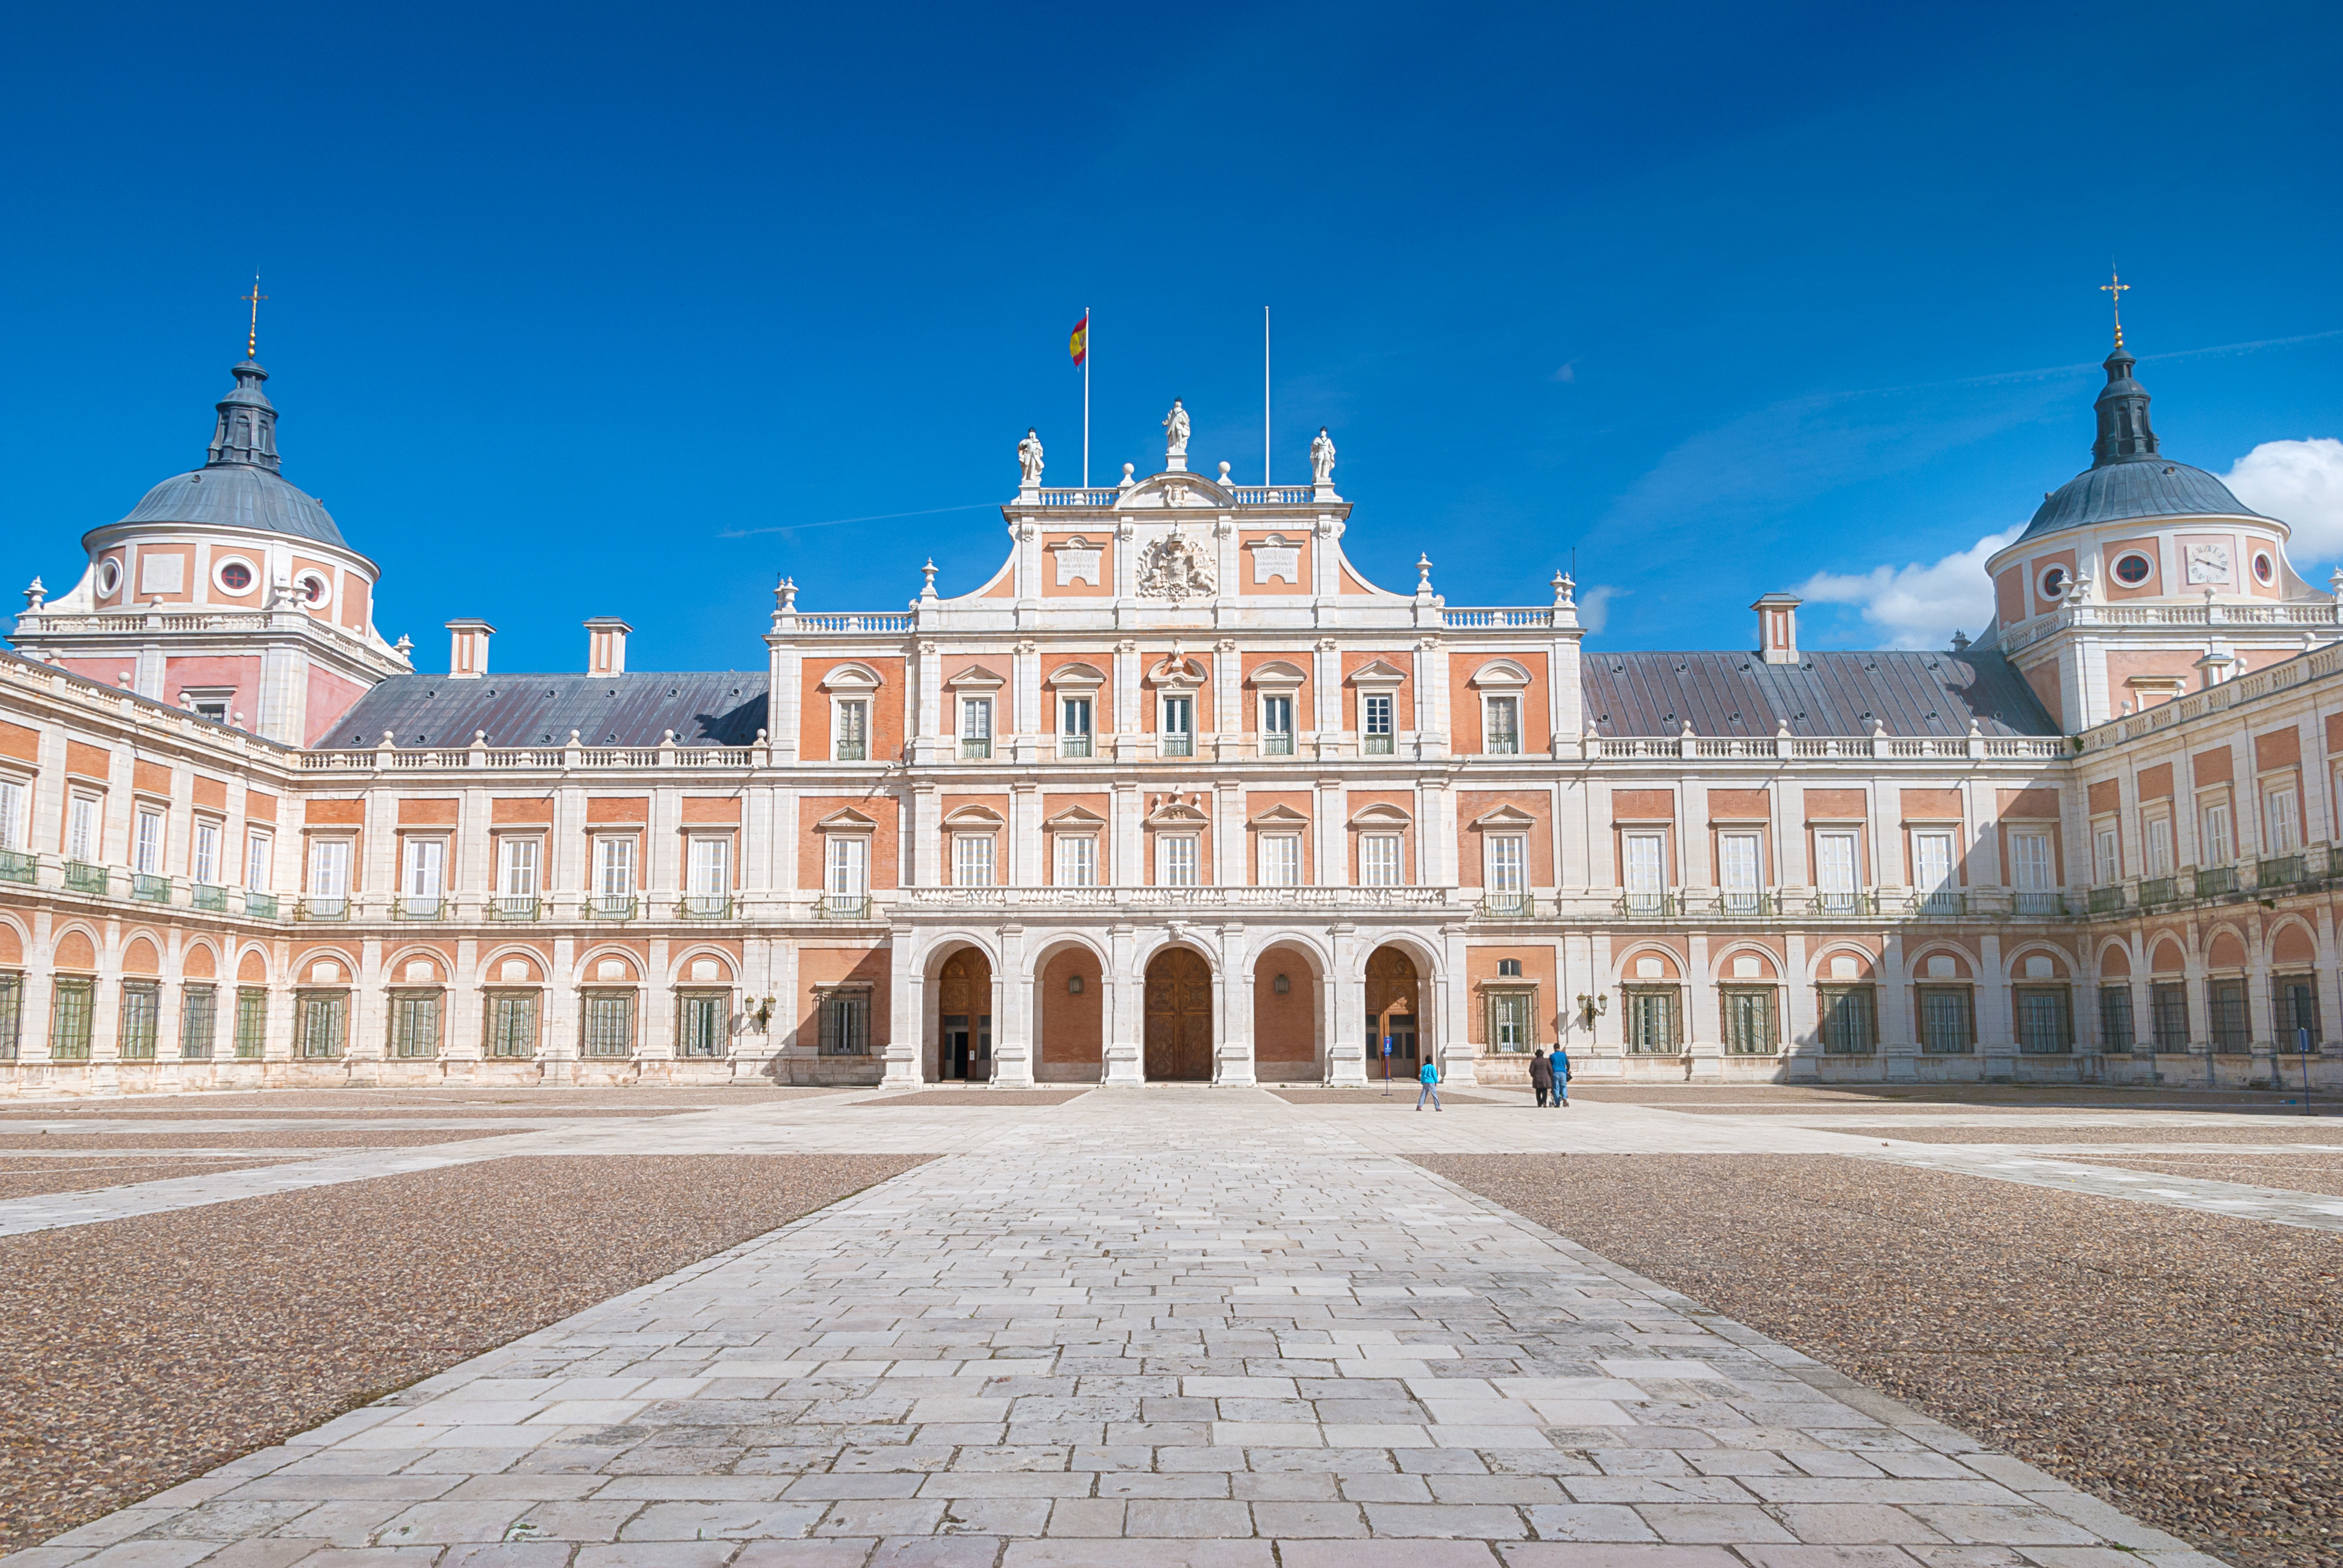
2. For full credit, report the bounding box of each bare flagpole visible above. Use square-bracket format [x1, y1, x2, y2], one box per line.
[1083, 308, 1091, 490]
[1263, 306, 1272, 485]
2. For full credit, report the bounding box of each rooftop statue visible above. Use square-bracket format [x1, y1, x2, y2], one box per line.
[1017, 428, 1045, 486]
[1310, 426, 1337, 486]
[1162, 399, 1190, 460]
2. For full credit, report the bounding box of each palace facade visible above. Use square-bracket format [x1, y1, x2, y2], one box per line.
[2, 335, 2340, 1097]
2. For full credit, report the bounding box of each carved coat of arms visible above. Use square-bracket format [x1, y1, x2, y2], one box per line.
[1137, 533, 1216, 601]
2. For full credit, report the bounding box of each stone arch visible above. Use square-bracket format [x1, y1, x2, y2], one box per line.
[2005, 943, 2073, 982]
[578, 945, 642, 985]
[1361, 942, 1428, 1078]
[2205, 926, 2250, 972]
[479, 945, 548, 986]
[1616, 941, 1684, 983]
[1252, 937, 1326, 1082]
[385, 945, 450, 986]
[235, 945, 270, 984]
[1028, 932, 1109, 1083]
[2269, 918, 2319, 968]
[2148, 934, 2188, 975]
[51, 926, 99, 972]
[121, 934, 162, 976]
[0, 915, 24, 967]
[1712, 940, 1782, 982]
[1909, 941, 1977, 982]
[2095, 939, 2133, 978]
[1142, 940, 1217, 1082]
[670, 946, 738, 986]
[929, 939, 998, 1082]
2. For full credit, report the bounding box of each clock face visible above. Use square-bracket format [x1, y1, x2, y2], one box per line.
[2185, 542, 2232, 585]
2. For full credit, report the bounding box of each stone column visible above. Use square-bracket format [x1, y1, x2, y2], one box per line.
[882, 944, 923, 1088]
[1215, 921, 1255, 1087]
[1879, 929, 1918, 1082]
[1327, 923, 1366, 1085]
[1104, 923, 1142, 1084]
[1978, 932, 2012, 1080]
[1437, 923, 1477, 1086]
[991, 925, 1034, 1087]
[1684, 930, 1721, 1082]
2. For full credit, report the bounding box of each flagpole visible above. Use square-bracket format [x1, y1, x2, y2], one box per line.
[1083, 308, 1091, 491]
[1263, 306, 1271, 485]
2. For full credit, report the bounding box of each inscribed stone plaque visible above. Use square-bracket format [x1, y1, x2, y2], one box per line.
[139, 554, 185, 594]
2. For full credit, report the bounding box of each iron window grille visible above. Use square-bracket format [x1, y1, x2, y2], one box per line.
[2273, 973, 2321, 1052]
[1485, 989, 1534, 1052]
[297, 991, 348, 1059]
[180, 984, 217, 1060]
[235, 988, 268, 1058]
[2097, 985, 2136, 1052]
[0, 973, 20, 1060]
[388, 991, 442, 1058]
[2149, 981, 2190, 1052]
[1621, 986, 1681, 1054]
[486, 991, 539, 1058]
[50, 977, 94, 1060]
[1719, 986, 1778, 1054]
[2013, 986, 2074, 1054]
[676, 991, 730, 1058]
[2209, 978, 2251, 1053]
[1915, 986, 1974, 1054]
[118, 981, 161, 1059]
[583, 991, 636, 1058]
[819, 989, 871, 1055]
[1818, 984, 1878, 1054]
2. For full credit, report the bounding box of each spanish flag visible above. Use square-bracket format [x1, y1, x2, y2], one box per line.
[1068, 313, 1088, 367]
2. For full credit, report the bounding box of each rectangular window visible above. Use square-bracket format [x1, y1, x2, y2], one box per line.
[687, 836, 730, 915]
[246, 830, 272, 892]
[2099, 984, 2136, 1052]
[1483, 695, 1521, 755]
[1818, 984, 1878, 1054]
[1059, 696, 1092, 759]
[959, 696, 993, 759]
[818, 991, 870, 1055]
[2009, 829, 2057, 914]
[1261, 695, 1294, 756]
[308, 838, 352, 900]
[1160, 695, 1193, 758]
[2150, 981, 2190, 1051]
[235, 988, 268, 1058]
[2264, 785, 2301, 856]
[1912, 829, 1956, 912]
[2144, 813, 2173, 878]
[50, 977, 94, 1060]
[1622, 831, 1665, 915]
[2201, 800, 2234, 865]
[67, 794, 99, 863]
[1485, 835, 1527, 914]
[2014, 986, 2074, 1054]
[2210, 977, 2250, 1052]
[1360, 833, 1404, 887]
[133, 807, 164, 875]
[1622, 986, 1680, 1053]
[1719, 831, 1762, 914]
[1260, 833, 1302, 887]
[1917, 986, 1975, 1054]
[388, 991, 441, 1058]
[828, 834, 871, 898]
[297, 991, 346, 1058]
[2274, 974, 2321, 1051]
[486, 992, 538, 1058]
[180, 984, 217, 1059]
[0, 777, 22, 852]
[499, 836, 540, 899]
[1488, 990, 1532, 1052]
[401, 836, 444, 915]
[676, 992, 728, 1058]
[583, 991, 636, 1057]
[1053, 833, 1096, 888]
[952, 834, 996, 887]
[594, 836, 635, 904]
[1720, 986, 1777, 1054]
[0, 973, 21, 1061]
[1814, 830, 1859, 914]
[119, 981, 160, 1059]
[834, 699, 868, 762]
[1361, 691, 1395, 754]
[1156, 834, 1199, 887]
[2093, 824, 2119, 885]
[192, 820, 221, 887]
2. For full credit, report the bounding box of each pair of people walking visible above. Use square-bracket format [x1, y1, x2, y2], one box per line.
[1529, 1043, 1571, 1108]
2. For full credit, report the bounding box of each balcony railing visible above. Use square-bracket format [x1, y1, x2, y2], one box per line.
[300, 896, 350, 921]
[834, 740, 866, 762]
[1161, 733, 1193, 758]
[192, 882, 228, 912]
[1363, 732, 1394, 755]
[2087, 885, 2126, 915]
[63, 861, 109, 895]
[0, 849, 33, 885]
[1913, 890, 1965, 918]
[681, 893, 732, 920]
[1261, 732, 1295, 756]
[394, 895, 446, 921]
[588, 894, 637, 921]
[132, 872, 172, 904]
[1715, 891, 1775, 918]
[2012, 890, 2068, 917]
[488, 895, 541, 921]
[1059, 734, 1091, 759]
[2257, 853, 2308, 890]
[2193, 865, 2239, 898]
[959, 738, 992, 761]
[1807, 891, 1876, 918]
[819, 893, 873, 921]
[1478, 893, 1535, 919]
[245, 892, 278, 919]
[2139, 875, 2177, 906]
[1618, 892, 1679, 919]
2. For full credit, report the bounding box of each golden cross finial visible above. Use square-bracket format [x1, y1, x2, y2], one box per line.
[241, 275, 267, 359]
[2100, 268, 2129, 348]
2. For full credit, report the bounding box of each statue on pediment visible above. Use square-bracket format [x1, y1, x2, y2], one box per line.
[1162, 400, 1190, 460]
[1017, 428, 1045, 486]
[1310, 426, 1337, 485]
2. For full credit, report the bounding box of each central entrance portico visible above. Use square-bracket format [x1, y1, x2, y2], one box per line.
[1143, 946, 1213, 1080]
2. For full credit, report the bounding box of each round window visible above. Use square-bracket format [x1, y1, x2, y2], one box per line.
[214, 558, 254, 593]
[297, 573, 330, 607]
[96, 559, 121, 596]
[2254, 552, 2274, 584]
[2112, 552, 2152, 586]
[2037, 565, 2069, 601]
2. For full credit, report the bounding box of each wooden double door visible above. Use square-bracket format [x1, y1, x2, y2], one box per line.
[1144, 947, 1214, 1080]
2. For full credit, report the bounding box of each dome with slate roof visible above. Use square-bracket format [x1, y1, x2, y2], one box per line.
[2017, 342, 2265, 543]
[99, 359, 347, 548]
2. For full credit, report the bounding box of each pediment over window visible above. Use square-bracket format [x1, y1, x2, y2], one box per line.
[1043, 804, 1108, 828]
[941, 803, 1005, 827]
[1249, 803, 1311, 827]
[1471, 659, 1532, 688]
[946, 664, 1006, 690]
[1247, 659, 1308, 687]
[1145, 793, 1211, 826]
[1347, 802, 1414, 828]
[1349, 659, 1408, 686]
[813, 807, 879, 833]
[820, 663, 883, 691]
[1471, 804, 1539, 829]
[1047, 661, 1107, 688]
[1147, 654, 1209, 686]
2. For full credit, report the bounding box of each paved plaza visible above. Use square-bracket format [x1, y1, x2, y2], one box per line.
[3, 1084, 2339, 1567]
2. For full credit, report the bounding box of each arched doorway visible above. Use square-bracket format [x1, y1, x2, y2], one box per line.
[1144, 947, 1213, 1080]
[937, 948, 993, 1081]
[1365, 946, 1421, 1084]
[1253, 943, 1320, 1082]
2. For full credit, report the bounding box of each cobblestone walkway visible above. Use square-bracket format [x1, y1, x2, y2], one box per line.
[9, 1094, 2228, 1567]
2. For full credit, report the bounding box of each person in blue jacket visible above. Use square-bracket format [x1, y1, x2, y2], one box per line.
[1415, 1054, 1441, 1111]
[1549, 1042, 1569, 1107]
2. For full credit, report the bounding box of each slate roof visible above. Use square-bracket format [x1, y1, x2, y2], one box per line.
[115, 464, 347, 548]
[1581, 650, 2057, 738]
[328, 672, 770, 749]
[2020, 458, 2259, 543]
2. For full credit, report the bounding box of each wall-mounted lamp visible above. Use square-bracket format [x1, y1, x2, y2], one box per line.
[1574, 992, 1608, 1029]
[1273, 973, 1290, 995]
[1068, 974, 1085, 995]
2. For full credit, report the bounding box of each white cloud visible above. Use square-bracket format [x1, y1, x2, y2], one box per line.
[2225, 438, 2343, 557]
[1551, 360, 1578, 384]
[1796, 527, 2019, 651]
[1578, 584, 1623, 633]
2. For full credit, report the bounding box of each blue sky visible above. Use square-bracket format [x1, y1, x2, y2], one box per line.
[4, 1, 2339, 671]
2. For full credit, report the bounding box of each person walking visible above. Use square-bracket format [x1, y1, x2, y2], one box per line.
[1528, 1046, 1552, 1108]
[1415, 1054, 1441, 1111]
[1549, 1042, 1570, 1108]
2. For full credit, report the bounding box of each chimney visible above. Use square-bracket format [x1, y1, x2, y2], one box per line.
[1752, 593, 1801, 664]
[585, 616, 632, 676]
[446, 618, 495, 679]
